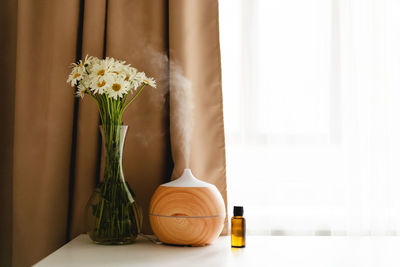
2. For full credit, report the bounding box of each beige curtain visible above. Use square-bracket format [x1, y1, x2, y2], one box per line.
[0, 0, 227, 266]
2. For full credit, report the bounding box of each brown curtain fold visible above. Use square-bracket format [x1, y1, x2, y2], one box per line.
[0, 0, 227, 266]
[0, 0, 17, 267]
[67, 0, 107, 240]
[12, 2, 81, 267]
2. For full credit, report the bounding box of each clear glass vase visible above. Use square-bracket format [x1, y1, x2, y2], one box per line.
[86, 125, 142, 245]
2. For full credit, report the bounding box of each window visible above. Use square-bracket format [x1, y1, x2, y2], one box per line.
[220, 0, 400, 235]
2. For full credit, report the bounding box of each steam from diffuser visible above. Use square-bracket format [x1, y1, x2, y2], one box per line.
[170, 63, 192, 168]
[133, 46, 193, 169]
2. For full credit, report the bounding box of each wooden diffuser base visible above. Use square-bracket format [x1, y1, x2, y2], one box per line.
[149, 169, 225, 246]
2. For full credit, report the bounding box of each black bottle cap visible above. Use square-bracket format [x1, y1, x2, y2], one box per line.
[233, 206, 244, 216]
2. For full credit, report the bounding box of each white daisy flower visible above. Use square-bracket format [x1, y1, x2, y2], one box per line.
[132, 72, 146, 89]
[81, 55, 95, 67]
[122, 66, 137, 84]
[67, 55, 94, 86]
[90, 59, 110, 78]
[75, 78, 91, 98]
[76, 83, 87, 98]
[89, 58, 117, 95]
[106, 74, 131, 100]
[143, 76, 157, 88]
[109, 59, 126, 75]
[132, 71, 157, 89]
[89, 75, 110, 95]
[67, 65, 85, 86]
[101, 57, 128, 77]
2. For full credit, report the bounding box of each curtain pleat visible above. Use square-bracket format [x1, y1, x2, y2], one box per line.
[0, 0, 17, 266]
[12, 1, 81, 266]
[1, 0, 226, 266]
[68, 0, 107, 240]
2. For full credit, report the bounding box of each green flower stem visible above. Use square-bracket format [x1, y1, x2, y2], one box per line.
[121, 84, 147, 114]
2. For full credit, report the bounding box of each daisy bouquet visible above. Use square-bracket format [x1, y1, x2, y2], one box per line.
[67, 55, 156, 125]
[67, 56, 156, 244]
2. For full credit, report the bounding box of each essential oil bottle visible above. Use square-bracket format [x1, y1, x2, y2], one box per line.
[231, 206, 246, 248]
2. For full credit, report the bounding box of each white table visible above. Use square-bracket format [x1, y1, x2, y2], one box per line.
[34, 235, 400, 267]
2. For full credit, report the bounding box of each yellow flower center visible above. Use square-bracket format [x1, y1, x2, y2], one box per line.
[97, 69, 105, 76]
[97, 81, 106, 87]
[112, 83, 121, 91]
[73, 73, 81, 79]
[144, 79, 149, 84]
[124, 75, 130, 81]
[113, 71, 119, 74]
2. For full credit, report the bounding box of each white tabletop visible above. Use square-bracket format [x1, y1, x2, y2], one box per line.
[34, 234, 400, 267]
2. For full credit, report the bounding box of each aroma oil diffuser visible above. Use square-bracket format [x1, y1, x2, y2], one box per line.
[149, 168, 226, 246]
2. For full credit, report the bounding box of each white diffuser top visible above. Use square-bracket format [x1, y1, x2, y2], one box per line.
[161, 168, 213, 188]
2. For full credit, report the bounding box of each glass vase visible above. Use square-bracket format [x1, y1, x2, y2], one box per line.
[86, 125, 142, 245]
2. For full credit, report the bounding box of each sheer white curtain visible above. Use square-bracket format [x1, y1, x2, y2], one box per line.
[219, 0, 400, 235]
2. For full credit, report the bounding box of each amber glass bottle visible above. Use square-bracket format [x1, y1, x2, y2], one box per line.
[231, 206, 246, 248]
